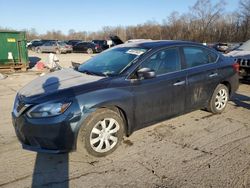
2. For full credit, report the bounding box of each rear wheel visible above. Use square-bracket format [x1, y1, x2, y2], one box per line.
[87, 48, 93, 54]
[55, 49, 61, 54]
[208, 84, 229, 114]
[77, 108, 124, 157]
[37, 48, 41, 53]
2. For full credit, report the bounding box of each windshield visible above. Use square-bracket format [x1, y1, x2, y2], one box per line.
[78, 47, 147, 76]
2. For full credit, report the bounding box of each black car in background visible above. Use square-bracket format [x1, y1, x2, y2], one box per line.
[66, 40, 83, 47]
[73, 42, 101, 54]
[12, 40, 239, 157]
[109, 35, 124, 45]
[92, 36, 124, 51]
[92, 40, 109, 51]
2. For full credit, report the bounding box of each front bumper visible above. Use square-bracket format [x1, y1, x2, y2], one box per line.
[236, 58, 250, 77]
[12, 112, 79, 153]
[60, 48, 73, 53]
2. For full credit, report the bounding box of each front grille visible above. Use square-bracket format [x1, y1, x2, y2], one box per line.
[235, 58, 250, 68]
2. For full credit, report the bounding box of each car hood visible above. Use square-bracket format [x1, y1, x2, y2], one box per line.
[226, 50, 250, 59]
[18, 68, 105, 98]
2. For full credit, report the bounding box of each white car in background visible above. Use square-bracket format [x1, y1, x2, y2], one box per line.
[26, 39, 41, 48]
[125, 39, 152, 43]
[226, 40, 250, 79]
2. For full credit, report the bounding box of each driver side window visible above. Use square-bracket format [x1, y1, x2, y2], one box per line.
[140, 48, 181, 75]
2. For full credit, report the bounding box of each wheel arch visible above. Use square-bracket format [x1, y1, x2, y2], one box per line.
[97, 105, 130, 137]
[220, 81, 231, 95]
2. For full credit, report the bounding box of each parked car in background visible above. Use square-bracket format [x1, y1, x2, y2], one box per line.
[91, 36, 124, 51]
[28, 39, 52, 51]
[73, 42, 101, 54]
[92, 40, 109, 51]
[26, 39, 40, 48]
[36, 41, 72, 54]
[225, 43, 242, 54]
[12, 40, 239, 157]
[109, 35, 123, 45]
[226, 39, 250, 79]
[125, 39, 152, 43]
[66, 40, 83, 47]
[211, 43, 229, 53]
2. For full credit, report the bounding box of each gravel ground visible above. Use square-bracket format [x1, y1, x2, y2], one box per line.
[28, 50, 93, 68]
[0, 52, 249, 188]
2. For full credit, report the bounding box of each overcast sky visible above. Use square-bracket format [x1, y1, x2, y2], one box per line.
[0, 0, 239, 34]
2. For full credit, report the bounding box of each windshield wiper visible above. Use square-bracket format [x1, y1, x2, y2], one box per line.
[80, 70, 106, 77]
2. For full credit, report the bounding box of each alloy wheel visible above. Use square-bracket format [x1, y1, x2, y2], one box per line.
[215, 88, 228, 110]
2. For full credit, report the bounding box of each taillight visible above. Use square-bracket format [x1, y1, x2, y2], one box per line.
[232, 62, 240, 73]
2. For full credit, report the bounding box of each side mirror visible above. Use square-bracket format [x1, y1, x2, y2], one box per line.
[137, 67, 156, 80]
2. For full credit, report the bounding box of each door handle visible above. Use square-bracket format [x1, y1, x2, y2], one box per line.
[173, 80, 185, 86]
[209, 73, 218, 78]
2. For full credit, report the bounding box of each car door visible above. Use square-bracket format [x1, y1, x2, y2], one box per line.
[131, 47, 186, 130]
[74, 43, 83, 52]
[40, 42, 49, 52]
[49, 41, 57, 53]
[182, 46, 220, 111]
[83, 43, 90, 52]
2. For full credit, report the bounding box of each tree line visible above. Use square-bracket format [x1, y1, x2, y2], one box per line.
[1, 0, 250, 43]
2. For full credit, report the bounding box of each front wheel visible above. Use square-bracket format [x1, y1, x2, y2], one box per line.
[77, 109, 124, 157]
[207, 84, 229, 114]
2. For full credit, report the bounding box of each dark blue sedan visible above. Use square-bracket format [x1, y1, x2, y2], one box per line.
[12, 40, 239, 157]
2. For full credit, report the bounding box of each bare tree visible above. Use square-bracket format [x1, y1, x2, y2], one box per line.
[190, 0, 225, 42]
[3, 0, 249, 43]
[238, 0, 250, 40]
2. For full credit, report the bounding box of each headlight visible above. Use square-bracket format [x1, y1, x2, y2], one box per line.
[27, 102, 71, 118]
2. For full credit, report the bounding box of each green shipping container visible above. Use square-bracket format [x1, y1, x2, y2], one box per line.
[0, 31, 29, 70]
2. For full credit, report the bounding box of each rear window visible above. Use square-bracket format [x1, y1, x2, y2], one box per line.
[183, 47, 218, 68]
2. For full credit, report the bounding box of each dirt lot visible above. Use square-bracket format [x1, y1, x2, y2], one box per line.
[28, 50, 93, 68]
[0, 52, 250, 188]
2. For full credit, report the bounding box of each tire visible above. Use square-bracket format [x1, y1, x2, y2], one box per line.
[207, 84, 229, 114]
[37, 48, 41, 53]
[77, 108, 124, 157]
[55, 49, 61, 54]
[87, 48, 93, 54]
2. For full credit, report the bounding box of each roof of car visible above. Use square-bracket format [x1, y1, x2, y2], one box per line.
[117, 40, 203, 49]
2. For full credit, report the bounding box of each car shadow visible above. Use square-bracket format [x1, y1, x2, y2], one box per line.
[231, 93, 250, 110]
[29, 56, 41, 69]
[240, 78, 250, 85]
[32, 153, 69, 187]
[32, 76, 70, 187]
